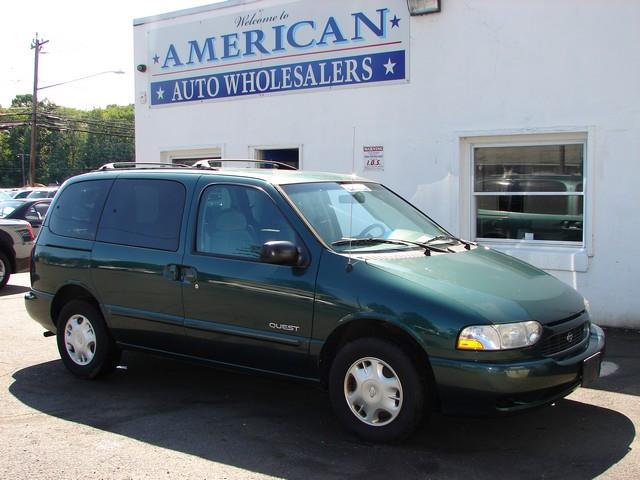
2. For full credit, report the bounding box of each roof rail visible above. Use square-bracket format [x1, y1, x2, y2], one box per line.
[192, 159, 298, 170]
[96, 160, 298, 171]
[97, 162, 191, 170]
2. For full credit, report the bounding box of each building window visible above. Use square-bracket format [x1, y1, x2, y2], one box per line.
[473, 142, 585, 244]
[252, 146, 301, 169]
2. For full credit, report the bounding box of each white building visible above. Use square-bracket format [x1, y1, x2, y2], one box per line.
[133, 0, 640, 328]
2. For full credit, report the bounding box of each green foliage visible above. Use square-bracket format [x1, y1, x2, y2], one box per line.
[0, 96, 134, 187]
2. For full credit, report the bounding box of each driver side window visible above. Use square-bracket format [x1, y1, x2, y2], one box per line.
[197, 185, 297, 260]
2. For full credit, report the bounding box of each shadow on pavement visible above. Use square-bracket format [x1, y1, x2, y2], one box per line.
[587, 327, 640, 397]
[0, 283, 30, 297]
[9, 351, 635, 480]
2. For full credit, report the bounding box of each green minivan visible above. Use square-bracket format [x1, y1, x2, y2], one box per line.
[25, 164, 605, 442]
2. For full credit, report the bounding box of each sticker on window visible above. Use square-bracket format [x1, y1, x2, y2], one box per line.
[341, 183, 371, 193]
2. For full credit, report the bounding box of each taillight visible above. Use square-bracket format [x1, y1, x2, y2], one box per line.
[18, 226, 35, 242]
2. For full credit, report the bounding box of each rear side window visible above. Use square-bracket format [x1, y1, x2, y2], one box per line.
[96, 179, 186, 251]
[49, 180, 112, 240]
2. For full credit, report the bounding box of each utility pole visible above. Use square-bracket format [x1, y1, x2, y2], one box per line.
[29, 33, 48, 186]
[17, 154, 29, 186]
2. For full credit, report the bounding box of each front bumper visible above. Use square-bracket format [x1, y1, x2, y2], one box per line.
[431, 324, 606, 415]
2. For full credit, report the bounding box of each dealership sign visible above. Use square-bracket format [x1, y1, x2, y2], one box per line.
[147, 0, 410, 106]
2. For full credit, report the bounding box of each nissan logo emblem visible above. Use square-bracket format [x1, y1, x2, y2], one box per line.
[566, 332, 574, 343]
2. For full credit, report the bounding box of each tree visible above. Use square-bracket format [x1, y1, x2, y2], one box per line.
[0, 95, 134, 187]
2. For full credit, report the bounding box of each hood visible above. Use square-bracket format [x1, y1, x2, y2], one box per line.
[363, 247, 584, 325]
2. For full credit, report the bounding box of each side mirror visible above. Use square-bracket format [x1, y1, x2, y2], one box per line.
[260, 241, 306, 267]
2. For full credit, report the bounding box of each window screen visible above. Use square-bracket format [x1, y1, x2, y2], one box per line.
[49, 180, 112, 240]
[97, 179, 185, 251]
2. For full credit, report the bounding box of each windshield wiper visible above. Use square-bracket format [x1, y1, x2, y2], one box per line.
[331, 237, 413, 247]
[424, 234, 475, 251]
[331, 237, 451, 255]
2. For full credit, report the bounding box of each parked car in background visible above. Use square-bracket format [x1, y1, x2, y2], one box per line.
[0, 191, 12, 201]
[12, 189, 34, 199]
[0, 199, 52, 236]
[0, 218, 35, 289]
[26, 187, 58, 199]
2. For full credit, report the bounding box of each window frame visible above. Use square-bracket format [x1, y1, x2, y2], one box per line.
[160, 145, 223, 166]
[249, 144, 303, 170]
[458, 130, 594, 272]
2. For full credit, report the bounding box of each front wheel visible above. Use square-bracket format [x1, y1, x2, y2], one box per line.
[56, 300, 120, 379]
[329, 338, 426, 442]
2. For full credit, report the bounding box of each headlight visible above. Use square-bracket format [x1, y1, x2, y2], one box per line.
[457, 321, 543, 351]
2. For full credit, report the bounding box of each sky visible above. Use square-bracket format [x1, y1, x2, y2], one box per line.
[1, 0, 224, 111]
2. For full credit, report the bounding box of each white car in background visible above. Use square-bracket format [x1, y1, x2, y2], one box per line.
[0, 219, 35, 289]
[26, 187, 59, 199]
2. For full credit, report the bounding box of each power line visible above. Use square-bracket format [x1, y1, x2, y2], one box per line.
[0, 111, 135, 131]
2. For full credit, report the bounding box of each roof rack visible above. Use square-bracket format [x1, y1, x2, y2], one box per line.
[96, 160, 298, 171]
[97, 162, 191, 170]
[192, 159, 297, 170]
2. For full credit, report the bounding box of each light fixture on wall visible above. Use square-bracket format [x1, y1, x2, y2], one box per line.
[407, 0, 441, 15]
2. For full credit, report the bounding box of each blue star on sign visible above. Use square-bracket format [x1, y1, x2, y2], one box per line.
[390, 15, 401, 28]
[153, 54, 160, 64]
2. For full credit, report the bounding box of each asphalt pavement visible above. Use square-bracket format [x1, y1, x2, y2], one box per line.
[1, 273, 638, 479]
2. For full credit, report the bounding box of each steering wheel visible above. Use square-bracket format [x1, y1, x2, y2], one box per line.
[357, 223, 386, 238]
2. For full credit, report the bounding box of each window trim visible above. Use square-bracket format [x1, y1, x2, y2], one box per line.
[458, 129, 595, 272]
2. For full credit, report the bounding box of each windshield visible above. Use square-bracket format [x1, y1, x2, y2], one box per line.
[0, 201, 21, 218]
[282, 182, 449, 252]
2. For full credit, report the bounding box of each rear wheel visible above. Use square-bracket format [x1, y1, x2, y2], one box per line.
[0, 251, 10, 289]
[56, 300, 120, 379]
[329, 337, 426, 442]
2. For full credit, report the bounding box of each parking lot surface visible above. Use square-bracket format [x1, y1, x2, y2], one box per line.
[1, 273, 638, 479]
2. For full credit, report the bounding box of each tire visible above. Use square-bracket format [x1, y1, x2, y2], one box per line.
[0, 251, 10, 289]
[56, 300, 120, 379]
[329, 337, 426, 442]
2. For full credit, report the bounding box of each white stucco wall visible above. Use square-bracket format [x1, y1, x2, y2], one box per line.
[134, 0, 640, 328]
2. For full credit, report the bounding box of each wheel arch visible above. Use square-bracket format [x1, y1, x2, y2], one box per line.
[51, 284, 101, 327]
[318, 316, 440, 408]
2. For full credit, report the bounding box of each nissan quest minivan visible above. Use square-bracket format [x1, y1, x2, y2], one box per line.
[25, 163, 605, 442]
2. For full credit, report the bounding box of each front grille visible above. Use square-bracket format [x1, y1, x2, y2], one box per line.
[540, 322, 588, 356]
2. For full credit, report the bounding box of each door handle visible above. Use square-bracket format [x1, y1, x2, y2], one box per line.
[181, 266, 198, 284]
[164, 264, 180, 281]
